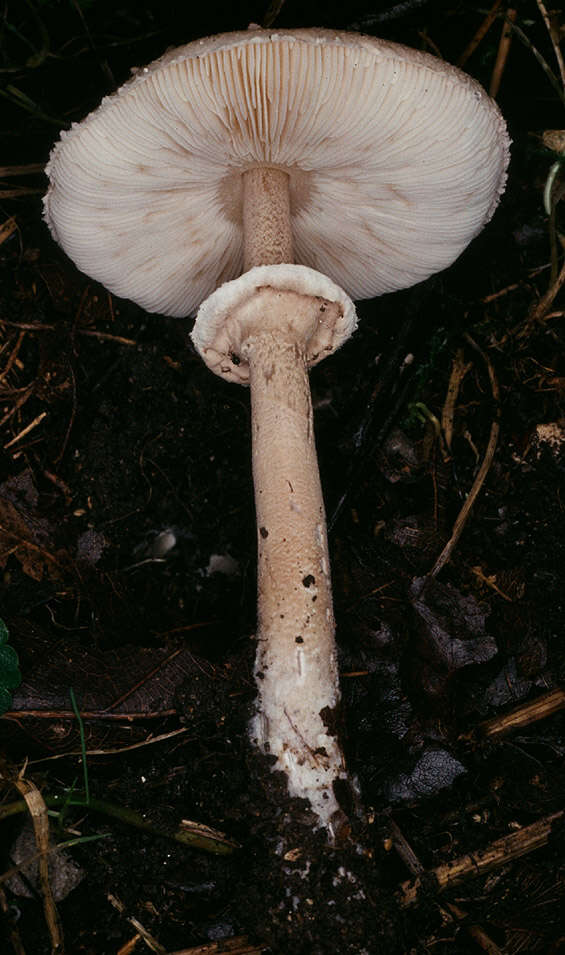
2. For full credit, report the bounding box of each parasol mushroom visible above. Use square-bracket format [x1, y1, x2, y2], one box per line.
[44, 27, 509, 839]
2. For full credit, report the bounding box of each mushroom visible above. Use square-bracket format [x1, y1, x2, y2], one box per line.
[44, 28, 509, 839]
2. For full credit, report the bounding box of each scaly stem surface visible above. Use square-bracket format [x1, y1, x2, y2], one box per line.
[243, 167, 293, 270]
[245, 319, 347, 836]
[241, 167, 348, 835]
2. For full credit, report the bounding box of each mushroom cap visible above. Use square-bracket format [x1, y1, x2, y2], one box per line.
[44, 28, 510, 317]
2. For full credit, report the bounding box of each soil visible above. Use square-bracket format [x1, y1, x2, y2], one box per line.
[1, 1, 564, 953]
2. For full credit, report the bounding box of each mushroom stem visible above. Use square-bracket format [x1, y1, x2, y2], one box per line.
[243, 293, 349, 838]
[243, 167, 293, 270]
[239, 167, 349, 836]
[193, 272, 357, 836]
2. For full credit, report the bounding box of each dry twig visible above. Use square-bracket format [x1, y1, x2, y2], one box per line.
[457, 0, 504, 68]
[440, 348, 472, 456]
[388, 818, 503, 954]
[26, 727, 190, 763]
[107, 893, 167, 955]
[0, 794, 238, 855]
[0, 187, 43, 199]
[536, 0, 565, 88]
[471, 565, 514, 601]
[4, 411, 47, 449]
[0, 386, 34, 429]
[490, 8, 517, 98]
[11, 775, 64, 954]
[262, 0, 286, 28]
[0, 883, 26, 955]
[517, 256, 565, 336]
[0, 217, 18, 245]
[170, 939, 266, 954]
[430, 335, 500, 577]
[399, 811, 563, 906]
[478, 688, 565, 738]
[0, 163, 45, 177]
[0, 330, 25, 381]
[117, 934, 143, 955]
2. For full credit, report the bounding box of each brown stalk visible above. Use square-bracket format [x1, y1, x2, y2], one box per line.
[440, 347, 472, 456]
[11, 776, 64, 955]
[0, 883, 26, 955]
[430, 335, 500, 577]
[457, 0, 504, 68]
[399, 811, 563, 907]
[515, 256, 565, 338]
[489, 9, 517, 98]
[471, 564, 514, 601]
[0, 330, 26, 381]
[478, 688, 565, 738]
[0, 187, 43, 199]
[170, 939, 266, 955]
[116, 934, 142, 955]
[0, 795, 238, 855]
[25, 727, 190, 763]
[110, 908, 267, 954]
[481, 281, 521, 302]
[107, 893, 167, 955]
[0, 385, 34, 428]
[4, 708, 177, 719]
[261, 0, 287, 29]
[536, 0, 565, 88]
[77, 328, 136, 345]
[4, 410, 47, 449]
[0, 164, 45, 177]
[388, 819, 503, 954]
[0, 217, 18, 245]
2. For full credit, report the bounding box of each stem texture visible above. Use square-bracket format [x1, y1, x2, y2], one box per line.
[246, 326, 347, 835]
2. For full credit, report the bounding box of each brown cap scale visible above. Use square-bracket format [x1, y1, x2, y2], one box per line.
[44, 28, 509, 837]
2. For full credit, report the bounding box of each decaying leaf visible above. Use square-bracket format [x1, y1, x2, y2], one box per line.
[4, 618, 220, 752]
[9, 622, 211, 717]
[0, 470, 68, 582]
[6, 820, 85, 901]
[410, 575, 498, 671]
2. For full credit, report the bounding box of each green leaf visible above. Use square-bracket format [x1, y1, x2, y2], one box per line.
[0, 646, 21, 686]
[0, 686, 13, 713]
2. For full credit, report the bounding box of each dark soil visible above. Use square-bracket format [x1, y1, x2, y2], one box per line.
[1, 2, 564, 953]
